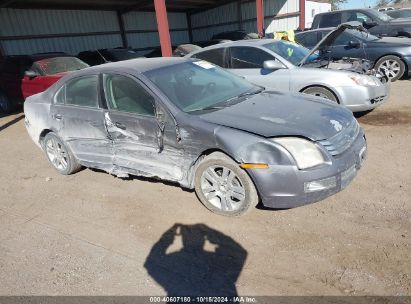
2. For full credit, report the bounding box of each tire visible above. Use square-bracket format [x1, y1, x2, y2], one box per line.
[0, 91, 15, 114]
[43, 132, 82, 175]
[375, 55, 405, 82]
[194, 152, 259, 216]
[302, 86, 338, 103]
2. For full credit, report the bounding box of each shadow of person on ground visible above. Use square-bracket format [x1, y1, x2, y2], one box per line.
[144, 223, 247, 297]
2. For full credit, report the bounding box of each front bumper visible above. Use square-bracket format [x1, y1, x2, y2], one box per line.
[334, 80, 390, 112]
[248, 130, 367, 209]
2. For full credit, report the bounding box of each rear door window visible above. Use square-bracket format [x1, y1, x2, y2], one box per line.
[319, 12, 342, 27]
[65, 75, 99, 108]
[191, 48, 226, 67]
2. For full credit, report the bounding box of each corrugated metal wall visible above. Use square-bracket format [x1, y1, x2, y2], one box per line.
[0, 8, 189, 56]
[191, 0, 301, 42]
[0, 0, 300, 56]
[123, 11, 188, 51]
[0, 8, 122, 55]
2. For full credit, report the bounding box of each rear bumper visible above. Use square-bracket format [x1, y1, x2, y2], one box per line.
[248, 130, 367, 209]
[334, 81, 390, 112]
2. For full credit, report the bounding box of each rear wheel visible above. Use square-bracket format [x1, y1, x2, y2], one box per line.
[375, 55, 405, 82]
[43, 133, 82, 175]
[0, 91, 15, 114]
[302, 86, 338, 103]
[194, 152, 259, 216]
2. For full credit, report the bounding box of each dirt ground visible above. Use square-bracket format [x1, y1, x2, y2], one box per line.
[0, 80, 410, 297]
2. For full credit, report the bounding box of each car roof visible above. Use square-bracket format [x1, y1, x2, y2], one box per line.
[191, 38, 276, 52]
[82, 57, 190, 74]
[315, 8, 374, 15]
[5, 52, 70, 62]
[296, 28, 334, 35]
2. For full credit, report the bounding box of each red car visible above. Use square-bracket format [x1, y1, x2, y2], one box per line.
[0, 53, 89, 113]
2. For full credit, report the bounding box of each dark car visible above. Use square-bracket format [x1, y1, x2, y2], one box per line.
[24, 57, 367, 216]
[195, 39, 232, 48]
[78, 48, 142, 66]
[311, 8, 411, 38]
[0, 53, 88, 113]
[296, 23, 411, 81]
[386, 8, 411, 19]
[172, 44, 202, 57]
[144, 44, 202, 58]
[212, 31, 259, 41]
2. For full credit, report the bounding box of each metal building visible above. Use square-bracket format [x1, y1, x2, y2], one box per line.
[0, 0, 307, 58]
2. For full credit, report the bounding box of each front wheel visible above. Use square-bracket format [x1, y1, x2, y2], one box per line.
[302, 86, 338, 103]
[375, 55, 405, 82]
[194, 152, 259, 216]
[43, 133, 82, 175]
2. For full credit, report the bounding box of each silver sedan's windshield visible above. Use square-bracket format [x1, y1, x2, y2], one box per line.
[144, 61, 258, 113]
[263, 41, 318, 66]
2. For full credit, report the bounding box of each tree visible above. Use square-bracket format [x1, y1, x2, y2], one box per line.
[330, 0, 348, 10]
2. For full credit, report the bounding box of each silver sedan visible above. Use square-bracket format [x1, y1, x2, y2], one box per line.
[187, 39, 390, 112]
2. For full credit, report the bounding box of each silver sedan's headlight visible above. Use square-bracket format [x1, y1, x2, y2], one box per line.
[350, 75, 380, 86]
[272, 137, 325, 169]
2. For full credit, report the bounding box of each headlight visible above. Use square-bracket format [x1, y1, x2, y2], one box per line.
[272, 137, 325, 169]
[350, 75, 379, 86]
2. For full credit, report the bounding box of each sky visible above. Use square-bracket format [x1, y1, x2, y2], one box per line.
[341, 0, 379, 9]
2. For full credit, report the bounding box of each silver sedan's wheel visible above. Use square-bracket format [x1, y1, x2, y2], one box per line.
[194, 152, 259, 216]
[375, 55, 405, 82]
[302, 86, 338, 103]
[43, 133, 81, 175]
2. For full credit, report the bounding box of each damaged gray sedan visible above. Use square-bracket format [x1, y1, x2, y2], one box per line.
[24, 58, 367, 216]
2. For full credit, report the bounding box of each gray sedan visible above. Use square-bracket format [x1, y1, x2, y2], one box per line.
[187, 39, 390, 112]
[24, 58, 367, 216]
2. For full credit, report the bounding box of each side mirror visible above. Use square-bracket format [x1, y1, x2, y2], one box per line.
[348, 40, 361, 48]
[25, 70, 39, 78]
[363, 19, 377, 28]
[263, 60, 285, 70]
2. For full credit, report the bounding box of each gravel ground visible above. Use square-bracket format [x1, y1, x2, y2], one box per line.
[0, 80, 409, 297]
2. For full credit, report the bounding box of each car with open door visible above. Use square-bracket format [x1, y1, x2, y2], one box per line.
[295, 22, 411, 81]
[24, 58, 367, 216]
[187, 39, 390, 113]
[0, 53, 88, 113]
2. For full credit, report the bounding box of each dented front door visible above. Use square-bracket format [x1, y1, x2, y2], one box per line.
[103, 73, 184, 181]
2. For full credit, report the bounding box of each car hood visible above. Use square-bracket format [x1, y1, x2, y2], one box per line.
[199, 91, 354, 140]
[388, 18, 411, 25]
[299, 22, 367, 66]
[372, 36, 411, 47]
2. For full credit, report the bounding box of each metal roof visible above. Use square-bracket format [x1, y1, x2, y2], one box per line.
[0, 0, 237, 13]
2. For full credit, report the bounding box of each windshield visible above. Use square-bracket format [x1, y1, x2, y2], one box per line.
[145, 61, 257, 113]
[34, 57, 89, 75]
[263, 41, 318, 66]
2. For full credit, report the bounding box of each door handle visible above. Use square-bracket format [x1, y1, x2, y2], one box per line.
[53, 114, 62, 120]
[115, 122, 126, 130]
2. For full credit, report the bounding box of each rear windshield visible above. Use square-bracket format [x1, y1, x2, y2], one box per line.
[34, 57, 89, 75]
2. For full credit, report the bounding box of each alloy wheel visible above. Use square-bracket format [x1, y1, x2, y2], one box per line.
[378, 59, 401, 79]
[46, 137, 68, 171]
[200, 165, 246, 211]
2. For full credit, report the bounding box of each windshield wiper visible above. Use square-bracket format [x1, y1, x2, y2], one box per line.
[224, 87, 264, 104]
[187, 105, 226, 113]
